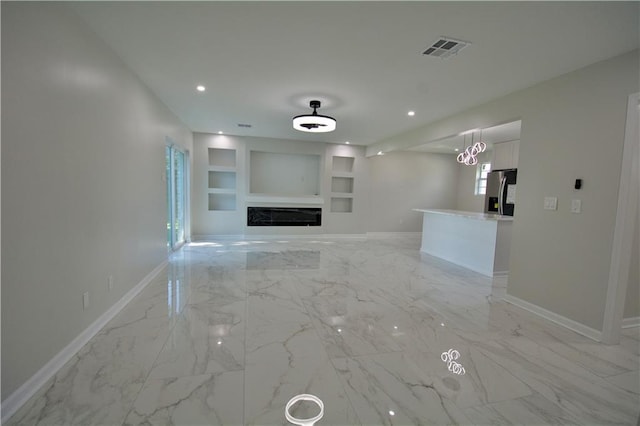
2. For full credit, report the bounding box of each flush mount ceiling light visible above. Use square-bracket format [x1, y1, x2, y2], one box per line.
[293, 100, 336, 133]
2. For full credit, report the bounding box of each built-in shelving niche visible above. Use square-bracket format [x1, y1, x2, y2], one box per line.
[332, 156, 354, 173]
[208, 148, 237, 211]
[331, 176, 354, 193]
[208, 148, 236, 168]
[208, 193, 236, 211]
[330, 155, 355, 213]
[330, 197, 353, 213]
[208, 171, 236, 190]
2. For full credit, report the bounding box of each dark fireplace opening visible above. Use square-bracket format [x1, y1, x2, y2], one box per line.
[247, 207, 321, 226]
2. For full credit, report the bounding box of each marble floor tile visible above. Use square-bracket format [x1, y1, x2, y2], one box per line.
[332, 351, 472, 425]
[604, 369, 640, 394]
[148, 300, 246, 379]
[244, 321, 359, 425]
[6, 236, 640, 425]
[6, 315, 173, 426]
[474, 335, 640, 424]
[463, 391, 582, 425]
[124, 371, 244, 425]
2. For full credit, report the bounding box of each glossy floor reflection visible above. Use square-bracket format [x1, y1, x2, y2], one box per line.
[7, 236, 640, 425]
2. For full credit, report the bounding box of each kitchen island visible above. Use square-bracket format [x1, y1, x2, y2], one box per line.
[414, 209, 513, 277]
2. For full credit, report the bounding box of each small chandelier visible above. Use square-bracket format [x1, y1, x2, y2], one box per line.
[293, 100, 336, 133]
[457, 130, 487, 165]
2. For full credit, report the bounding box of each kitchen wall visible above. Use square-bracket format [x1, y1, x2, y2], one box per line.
[367, 50, 639, 332]
[624, 207, 639, 320]
[366, 151, 458, 232]
[455, 151, 492, 213]
[2, 2, 192, 400]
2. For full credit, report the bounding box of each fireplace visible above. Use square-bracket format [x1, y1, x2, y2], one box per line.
[247, 207, 321, 226]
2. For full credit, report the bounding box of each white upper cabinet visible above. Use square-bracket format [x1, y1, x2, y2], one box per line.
[492, 140, 520, 170]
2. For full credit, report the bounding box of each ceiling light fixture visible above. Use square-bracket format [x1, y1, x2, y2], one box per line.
[293, 100, 336, 133]
[456, 130, 487, 166]
[408, 111, 415, 116]
[345, 141, 350, 145]
[218, 131, 223, 134]
[196, 85, 206, 92]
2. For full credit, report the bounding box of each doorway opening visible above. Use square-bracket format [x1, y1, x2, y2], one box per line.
[602, 92, 640, 344]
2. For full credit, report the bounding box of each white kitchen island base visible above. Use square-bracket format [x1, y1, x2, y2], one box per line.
[414, 209, 514, 277]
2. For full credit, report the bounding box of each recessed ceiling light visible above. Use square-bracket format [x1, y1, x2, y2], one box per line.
[389, 410, 395, 416]
[454, 148, 459, 152]
[196, 85, 206, 92]
[345, 141, 350, 145]
[377, 151, 384, 156]
[408, 111, 415, 116]
[218, 131, 223, 134]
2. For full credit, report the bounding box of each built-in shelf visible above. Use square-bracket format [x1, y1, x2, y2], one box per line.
[208, 188, 236, 194]
[208, 193, 236, 211]
[332, 156, 355, 173]
[330, 197, 353, 213]
[330, 156, 355, 213]
[207, 148, 237, 211]
[208, 148, 236, 168]
[208, 170, 236, 190]
[331, 176, 354, 194]
[246, 194, 325, 205]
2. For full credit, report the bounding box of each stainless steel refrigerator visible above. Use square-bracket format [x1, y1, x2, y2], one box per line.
[485, 169, 517, 216]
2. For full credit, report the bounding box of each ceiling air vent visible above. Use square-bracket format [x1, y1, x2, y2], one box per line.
[237, 123, 252, 128]
[423, 37, 470, 59]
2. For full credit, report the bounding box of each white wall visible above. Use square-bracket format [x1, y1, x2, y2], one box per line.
[192, 133, 371, 237]
[192, 134, 457, 236]
[455, 151, 492, 213]
[249, 151, 321, 196]
[367, 50, 639, 332]
[367, 151, 458, 232]
[624, 208, 639, 319]
[1, 3, 193, 400]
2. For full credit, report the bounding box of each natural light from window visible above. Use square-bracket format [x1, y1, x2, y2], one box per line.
[475, 162, 491, 195]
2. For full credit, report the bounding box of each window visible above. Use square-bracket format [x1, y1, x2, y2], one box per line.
[475, 162, 491, 195]
[166, 145, 188, 250]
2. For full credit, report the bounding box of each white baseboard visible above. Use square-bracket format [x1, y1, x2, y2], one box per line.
[191, 234, 244, 241]
[192, 232, 423, 242]
[366, 232, 422, 239]
[622, 316, 640, 328]
[504, 294, 602, 342]
[192, 233, 368, 241]
[1, 259, 168, 424]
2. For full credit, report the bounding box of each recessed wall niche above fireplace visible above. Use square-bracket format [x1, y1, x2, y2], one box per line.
[249, 151, 321, 196]
[247, 207, 322, 226]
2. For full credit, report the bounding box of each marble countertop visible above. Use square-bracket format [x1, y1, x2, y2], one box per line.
[413, 208, 514, 222]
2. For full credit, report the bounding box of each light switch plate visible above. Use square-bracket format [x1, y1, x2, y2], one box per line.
[544, 197, 558, 210]
[571, 199, 582, 213]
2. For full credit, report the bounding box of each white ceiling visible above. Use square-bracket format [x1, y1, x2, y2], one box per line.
[409, 120, 522, 154]
[70, 2, 639, 147]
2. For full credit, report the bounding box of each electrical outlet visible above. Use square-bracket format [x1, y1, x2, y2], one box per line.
[83, 292, 90, 310]
[107, 275, 114, 291]
[544, 197, 558, 210]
